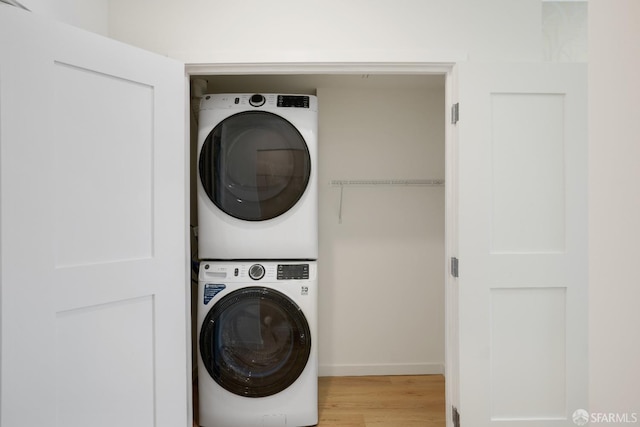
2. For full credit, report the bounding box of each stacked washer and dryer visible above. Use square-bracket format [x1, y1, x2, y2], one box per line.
[196, 93, 319, 427]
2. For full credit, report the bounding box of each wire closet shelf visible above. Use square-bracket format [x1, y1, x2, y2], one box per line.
[330, 179, 445, 223]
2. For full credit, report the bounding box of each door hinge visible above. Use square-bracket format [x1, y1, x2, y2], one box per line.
[450, 257, 459, 278]
[451, 103, 459, 124]
[452, 406, 461, 427]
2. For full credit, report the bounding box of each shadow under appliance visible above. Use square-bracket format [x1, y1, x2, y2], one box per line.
[197, 261, 318, 427]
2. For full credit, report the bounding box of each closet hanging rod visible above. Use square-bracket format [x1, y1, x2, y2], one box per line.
[330, 179, 445, 187]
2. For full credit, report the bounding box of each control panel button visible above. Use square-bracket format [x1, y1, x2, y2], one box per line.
[249, 94, 265, 107]
[249, 264, 265, 280]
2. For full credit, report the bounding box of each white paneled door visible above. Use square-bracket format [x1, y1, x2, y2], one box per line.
[456, 63, 587, 426]
[0, 6, 189, 427]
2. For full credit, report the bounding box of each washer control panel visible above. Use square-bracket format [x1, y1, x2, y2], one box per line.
[200, 261, 315, 282]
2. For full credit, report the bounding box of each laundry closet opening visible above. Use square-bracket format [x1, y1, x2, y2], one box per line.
[189, 73, 446, 378]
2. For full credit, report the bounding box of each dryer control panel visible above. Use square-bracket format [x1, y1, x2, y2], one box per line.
[277, 95, 310, 108]
[200, 93, 318, 112]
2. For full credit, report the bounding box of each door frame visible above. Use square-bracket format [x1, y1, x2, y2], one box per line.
[186, 60, 461, 427]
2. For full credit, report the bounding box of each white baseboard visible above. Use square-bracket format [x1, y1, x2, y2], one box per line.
[318, 362, 445, 377]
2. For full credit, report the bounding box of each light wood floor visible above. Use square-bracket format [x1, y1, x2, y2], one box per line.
[194, 375, 446, 427]
[318, 375, 445, 427]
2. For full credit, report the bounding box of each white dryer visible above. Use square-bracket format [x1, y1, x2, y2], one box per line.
[197, 93, 318, 260]
[197, 261, 318, 427]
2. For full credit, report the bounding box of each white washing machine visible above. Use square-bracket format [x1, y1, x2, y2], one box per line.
[197, 93, 318, 260]
[197, 261, 318, 427]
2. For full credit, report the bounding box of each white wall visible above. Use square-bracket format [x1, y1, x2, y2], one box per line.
[542, 1, 588, 62]
[19, 0, 108, 35]
[589, 0, 640, 418]
[107, 0, 543, 63]
[317, 84, 445, 375]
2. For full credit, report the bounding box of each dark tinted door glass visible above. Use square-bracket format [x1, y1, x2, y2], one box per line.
[199, 111, 311, 221]
[199, 287, 312, 397]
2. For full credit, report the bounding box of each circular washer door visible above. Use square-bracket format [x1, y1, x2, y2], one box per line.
[199, 287, 312, 398]
[199, 111, 311, 221]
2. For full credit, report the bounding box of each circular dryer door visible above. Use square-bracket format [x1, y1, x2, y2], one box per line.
[199, 111, 311, 221]
[199, 287, 312, 398]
